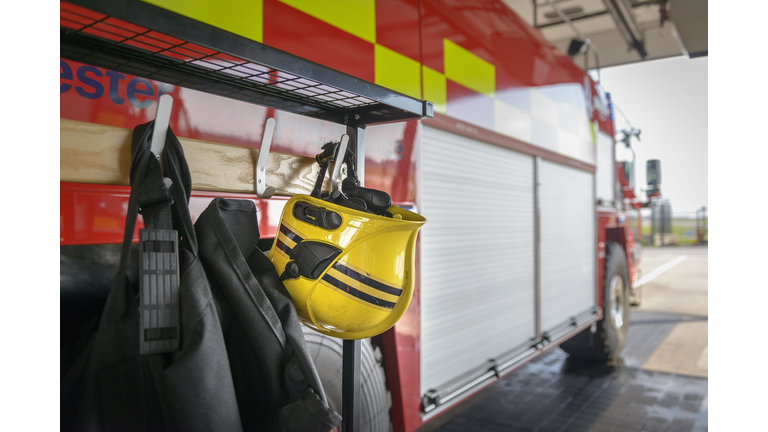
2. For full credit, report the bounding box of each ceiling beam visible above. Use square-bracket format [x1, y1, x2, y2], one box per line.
[536, 0, 666, 30]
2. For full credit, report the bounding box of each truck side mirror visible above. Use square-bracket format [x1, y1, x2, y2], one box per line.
[646, 159, 661, 186]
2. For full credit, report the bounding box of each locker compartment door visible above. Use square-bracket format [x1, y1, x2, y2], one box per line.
[538, 159, 597, 334]
[420, 126, 536, 395]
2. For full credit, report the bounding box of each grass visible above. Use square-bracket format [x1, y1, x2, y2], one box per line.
[637, 218, 707, 246]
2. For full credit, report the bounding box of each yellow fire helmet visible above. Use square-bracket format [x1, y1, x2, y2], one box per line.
[268, 193, 426, 340]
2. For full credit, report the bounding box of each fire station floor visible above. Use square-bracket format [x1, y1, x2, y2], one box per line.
[416, 246, 708, 432]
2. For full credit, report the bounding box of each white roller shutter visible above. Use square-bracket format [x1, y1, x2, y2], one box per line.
[538, 160, 596, 333]
[420, 126, 536, 395]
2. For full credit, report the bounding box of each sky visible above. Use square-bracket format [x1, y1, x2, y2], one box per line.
[591, 55, 708, 217]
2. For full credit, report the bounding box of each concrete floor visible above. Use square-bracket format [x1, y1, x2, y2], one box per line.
[633, 246, 708, 379]
[417, 245, 708, 432]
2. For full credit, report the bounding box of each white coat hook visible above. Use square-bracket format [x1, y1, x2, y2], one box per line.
[150, 94, 174, 190]
[255, 117, 276, 198]
[331, 134, 349, 192]
[150, 94, 174, 165]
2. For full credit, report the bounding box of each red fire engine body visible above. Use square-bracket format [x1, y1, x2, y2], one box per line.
[60, 1, 645, 431]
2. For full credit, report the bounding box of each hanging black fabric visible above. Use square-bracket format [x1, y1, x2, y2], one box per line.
[61, 122, 243, 431]
[194, 197, 341, 432]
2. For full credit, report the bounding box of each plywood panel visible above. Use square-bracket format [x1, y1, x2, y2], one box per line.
[60, 119, 334, 195]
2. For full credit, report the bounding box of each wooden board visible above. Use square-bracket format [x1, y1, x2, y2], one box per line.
[60, 119, 334, 196]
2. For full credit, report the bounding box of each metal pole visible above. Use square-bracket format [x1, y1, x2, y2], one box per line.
[661, 201, 667, 246]
[660, 202, 664, 246]
[696, 207, 702, 244]
[665, 203, 668, 244]
[533, 157, 542, 342]
[341, 122, 364, 432]
[651, 201, 656, 246]
[347, 124, 366, 187]
[341, 339, 361, 432]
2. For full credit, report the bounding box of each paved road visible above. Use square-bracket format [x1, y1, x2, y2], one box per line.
[632, 246, 708, 379]
[417, 245, 709, 432]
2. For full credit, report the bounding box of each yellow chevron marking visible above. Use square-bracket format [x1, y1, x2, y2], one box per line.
[279, 0, 376, 43]
[422, 66, 447, 114]
[142, 0, 263, 43]
[444, 39, 495, 98]
[375, 44, 421, 99]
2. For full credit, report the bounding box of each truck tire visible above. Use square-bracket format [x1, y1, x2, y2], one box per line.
[301, 326, 391, 432]
[560, 241, 630, 362]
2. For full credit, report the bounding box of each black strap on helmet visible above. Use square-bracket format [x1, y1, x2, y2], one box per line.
[311, 141, 394, 218]
[311, 141, 341, 199]
[279, 241, 342, 282]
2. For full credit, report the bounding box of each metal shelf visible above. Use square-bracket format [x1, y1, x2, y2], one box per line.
[60, 0, 433, 126]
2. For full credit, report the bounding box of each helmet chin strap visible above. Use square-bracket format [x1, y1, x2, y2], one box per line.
[311, 135, 350, 198]
[311, 137, 393, 218]
[330, 134, 349, 193]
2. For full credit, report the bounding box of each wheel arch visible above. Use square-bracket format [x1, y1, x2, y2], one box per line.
[605, 226, 636, 298]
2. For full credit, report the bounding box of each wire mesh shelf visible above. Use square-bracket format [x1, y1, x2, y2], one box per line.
[60, 1, 432, 125]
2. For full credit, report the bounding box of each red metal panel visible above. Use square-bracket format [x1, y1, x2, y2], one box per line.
[61, 58, 175, 131]
[388, 121, 419, 203]
[605, 219, 638, 292]
[420, 0, 497, 71]
[60, 58, 273, 148]
[445, 79, 495, 132]
[60, 182, 286, 246]
[420, 0, 506, 73]
[362, 121, 419, 203]
[591, 80, 614, 135]
[418, 1, 444, 73]
[382, 236, 422, 432]
[493, 19, 547, 88]
[597, 212, 619, 313]
[375, 0, 421, 63]
[424, 114, 596, 173]
[495, 67, 530, 113]
[418, 0, 614, 138]
[60, 183, 140, 245]
[263, 0, 375, 83]
[624, 226, 637, 292]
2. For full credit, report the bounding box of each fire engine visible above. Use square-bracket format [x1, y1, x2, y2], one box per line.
[60, 1, 658, 431]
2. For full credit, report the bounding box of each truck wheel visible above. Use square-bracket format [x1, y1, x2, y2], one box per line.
[301, 326, 391, 432]
[560, 241, 630, 362]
